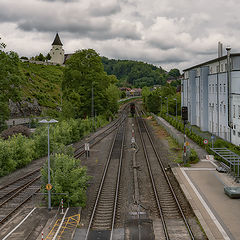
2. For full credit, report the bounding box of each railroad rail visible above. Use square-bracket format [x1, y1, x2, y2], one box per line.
[84, 118, 126, 240]
[0, 174, 41, 224]
[0, 168, 41, 201]
[136, 110, 194, 240]
[74, 104, 128, 158]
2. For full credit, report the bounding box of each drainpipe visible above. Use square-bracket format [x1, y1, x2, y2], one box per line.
[217, 61, 220, 137]
[226, 46, 232, 143]
[199, 75, 201, 127]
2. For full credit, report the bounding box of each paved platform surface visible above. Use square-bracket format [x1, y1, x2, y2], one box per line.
[173, 159, 240, 240]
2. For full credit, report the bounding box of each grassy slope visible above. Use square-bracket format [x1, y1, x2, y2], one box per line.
[19, 62, 63, 109]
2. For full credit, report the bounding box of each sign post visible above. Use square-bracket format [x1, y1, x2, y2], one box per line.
[85, 143, 90, 158]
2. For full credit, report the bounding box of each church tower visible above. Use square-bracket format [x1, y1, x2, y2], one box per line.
[49, 33, 65, 65]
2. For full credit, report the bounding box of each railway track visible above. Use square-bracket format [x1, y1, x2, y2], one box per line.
[74, 104, 129, 159]
[0, 170, 41, 225]
[136, 111, 194, 240]
[84, 118, 126, 240]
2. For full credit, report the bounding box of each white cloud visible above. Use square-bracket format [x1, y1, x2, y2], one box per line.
[1, 0, 240, 71]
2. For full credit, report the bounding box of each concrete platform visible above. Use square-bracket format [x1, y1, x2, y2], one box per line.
[172, 159, 240, 240]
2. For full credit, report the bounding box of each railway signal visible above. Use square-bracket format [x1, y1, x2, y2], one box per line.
[181, 106, 188, 121]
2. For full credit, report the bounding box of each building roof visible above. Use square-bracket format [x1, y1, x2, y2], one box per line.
[52, 33, 63, 46]
[183, 53, 240, 72]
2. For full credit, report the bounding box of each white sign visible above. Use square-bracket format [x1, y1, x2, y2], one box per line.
[85, 143, 90, 151]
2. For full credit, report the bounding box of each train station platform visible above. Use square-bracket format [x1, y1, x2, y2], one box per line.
[172, 159, 240, 240]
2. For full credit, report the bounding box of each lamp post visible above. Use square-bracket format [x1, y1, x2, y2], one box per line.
[165, 97, 168, 116]
[173, 98, 177, 120]
[39, 119, 58, 211]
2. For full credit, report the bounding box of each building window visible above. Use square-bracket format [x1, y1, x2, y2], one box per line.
[224, 105, 226, 114]
[221, 64, 223, 72]
[233, 105, 236, 118]
[238, 132, 240, 137]
[216, 66, 219, 72]
[224, 84, 226, 93]
[233, 130, 236, 136]
[238, 105, 240, 118]
[220, 84, 222, 93]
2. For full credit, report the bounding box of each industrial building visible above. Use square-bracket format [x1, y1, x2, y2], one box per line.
[181, 42, 240, 146]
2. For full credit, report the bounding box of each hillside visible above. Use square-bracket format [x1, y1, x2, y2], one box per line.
[101, 57, 168, 87]
[10, 62, 63, 117]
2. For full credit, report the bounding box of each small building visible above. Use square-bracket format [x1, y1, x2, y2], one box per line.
[49, 33, 65, 65]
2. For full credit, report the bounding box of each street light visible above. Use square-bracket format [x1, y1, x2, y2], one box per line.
[165, 97, 168, 116]
[39, 119, 58, 211]
[173, 98, 177, 120]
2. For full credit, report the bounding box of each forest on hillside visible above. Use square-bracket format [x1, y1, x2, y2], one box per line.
[101, 57, 181, 88]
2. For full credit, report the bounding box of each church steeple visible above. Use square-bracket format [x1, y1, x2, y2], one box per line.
[49, 33, 64, 64]
[52, 33, 63, 46]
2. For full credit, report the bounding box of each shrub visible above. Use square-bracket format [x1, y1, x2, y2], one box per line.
[41, 153, 91, 207]
[189, 149, 199, 163]
[10, 134, 35, 168]
[0, 139, 15, 176]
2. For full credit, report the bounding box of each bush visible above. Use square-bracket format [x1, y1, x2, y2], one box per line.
[189, 149, 199, 163]
[0, 139, 15, 176]
[0, 115, 109, 177]
[10, 134, 35, 168]
[41, 153, 90, 207]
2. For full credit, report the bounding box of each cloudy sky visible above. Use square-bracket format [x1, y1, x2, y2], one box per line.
[1, 0, 240, 71]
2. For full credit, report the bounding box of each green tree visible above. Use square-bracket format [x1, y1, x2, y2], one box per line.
[146, 91, 160, 113]
[0, 50, 22, 131]
[101, 57, 167, 87]
[106, 84, 120, 114]
[46, 53, 51, 61]
[168, 68, 180, 79]
[62, 49, 116, 118]
[141, 86, 151, 105]
[41, 153, 90, 207]
[35, 53, 45, 61]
